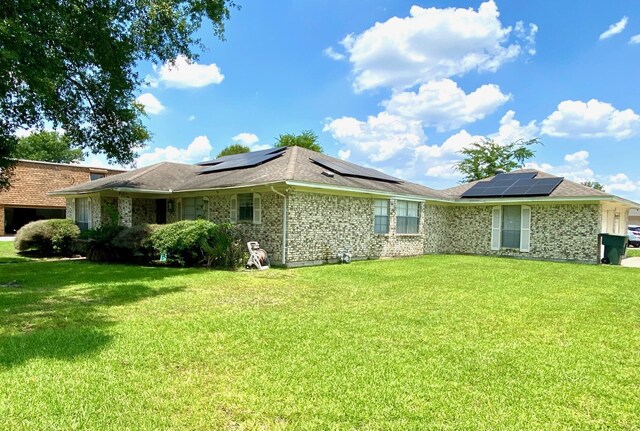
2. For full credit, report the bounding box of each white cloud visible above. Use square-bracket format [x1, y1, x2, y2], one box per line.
[541, 99, 640, 140]
[188, 115, 196, 121]
[490, 110, 539, 144]
[599, 17, 628, 40]
[425, 162, 460, 179]
[630, 34, 640, 44]
[525, 150, 595, 183]
[232, 133, 259, 146]
[231, 132, 270, 151]
[515, 21, 538, 55]
[340, 1, 535, 91]
[382, 79, 510, 131]
[323, 46, 345, 60]
[148, 55, 224, 88]
[337, 149, 351, 160]
[605, 173, 638, 192]
[324, 112, 425, 163]
[415, 129, 482, 160]
[135, 93, 165, 115]
[136, 135, 212, 167]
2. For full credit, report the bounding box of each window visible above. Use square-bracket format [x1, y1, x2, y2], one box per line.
[238, 193, 253, 221]
[230, 193, 261, 224]
[491, 205, 531, 252]
[75, 197, 91, 231]
[182, 197, 206, 220]
[396, 200, 420, 234]
[501, 205, 521, 248]
[373, 199, 389, 234]
[90, 172, 106, 181]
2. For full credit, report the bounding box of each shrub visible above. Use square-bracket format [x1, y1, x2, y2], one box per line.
[201, 223, 243, 268]
[14, 219, 80, 256]
[79, 225, 126, 262]
[112, 224, 160, 262]
[149, 220, 216, 266]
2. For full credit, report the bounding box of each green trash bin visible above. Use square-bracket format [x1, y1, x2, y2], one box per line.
[599, 233, 628, 265]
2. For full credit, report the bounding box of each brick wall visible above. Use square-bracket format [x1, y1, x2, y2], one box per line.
[424, 203, 600, 263]
[285, 191, 426, 266]
[0, 161, 123, 234]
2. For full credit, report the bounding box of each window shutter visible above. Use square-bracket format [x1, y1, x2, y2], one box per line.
[253, 193, 262, 224]
[230, 195, 238, 223]
[520, 205, 531, 252]
[491, 206, 502, 251]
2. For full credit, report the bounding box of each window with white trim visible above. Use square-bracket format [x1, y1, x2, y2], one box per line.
[182, 197, 206, 220]
[396, 200, 420, 234]
[75, 197, 91, 231]
[373, 199, 389, 234]
[491, 205, 531, 252]
[230, 193, 262, 224]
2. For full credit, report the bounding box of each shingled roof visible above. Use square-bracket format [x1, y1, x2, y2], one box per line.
[52, 146, 449, 199]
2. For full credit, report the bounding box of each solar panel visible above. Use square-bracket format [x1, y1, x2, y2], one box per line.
[197, 147, 285, 167]
[198, 147, 286, 174]
[310, 157, 402, 183]
[461, 172, 563, 198]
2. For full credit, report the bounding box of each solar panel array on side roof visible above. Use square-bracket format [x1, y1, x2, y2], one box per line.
[198, 147, 286, 174]
[310, 157, 402, 183]
[461, 173, 563, 198]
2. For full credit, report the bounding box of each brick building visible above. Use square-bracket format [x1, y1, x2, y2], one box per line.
[0, 160, 124, 235]
[52, 146, 638, 266]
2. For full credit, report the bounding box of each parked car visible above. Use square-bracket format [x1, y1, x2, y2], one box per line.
[628, 229, 640, 247]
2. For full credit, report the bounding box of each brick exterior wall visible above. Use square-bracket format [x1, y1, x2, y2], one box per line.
[424, 203, 600, 263]
[285, 191, 426, 266]
[0, 161, 123, 235]
[62, 188, 603, 266]
[132, 198, 157, 225]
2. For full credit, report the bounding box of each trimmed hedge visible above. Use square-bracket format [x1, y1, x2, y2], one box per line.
[14, 219, 80, 256]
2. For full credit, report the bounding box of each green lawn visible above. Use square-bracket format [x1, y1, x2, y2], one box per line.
[1, 242, 639, 430]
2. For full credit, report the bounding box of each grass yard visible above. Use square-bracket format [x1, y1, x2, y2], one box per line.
[1, 242, 640, 430]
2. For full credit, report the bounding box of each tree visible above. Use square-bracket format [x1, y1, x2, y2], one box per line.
[455, 138, 541, 183]
[581, 181, 605, 191]
[0, 0, 237, 189]
[217, 144, 250, 158]
[275, 130, 323, 153]
[14, 131, 84, 164]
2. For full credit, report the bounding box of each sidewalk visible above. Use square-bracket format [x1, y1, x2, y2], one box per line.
[0, 236, 14, 242]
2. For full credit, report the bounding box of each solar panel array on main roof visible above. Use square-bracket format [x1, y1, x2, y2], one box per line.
[198, 147, 286, 174]
[461, 173, 563, 198]
[310, 157, 402, 183]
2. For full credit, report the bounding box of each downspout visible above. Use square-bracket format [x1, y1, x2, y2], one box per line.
[270, 186, 287, 265]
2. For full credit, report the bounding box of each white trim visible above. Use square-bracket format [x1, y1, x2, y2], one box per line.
[253, 193, 262, 224]
[491, 206, 501, 251]
[520, 205, 531, 252]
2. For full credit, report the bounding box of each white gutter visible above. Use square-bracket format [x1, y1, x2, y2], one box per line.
[270, 186, 287, 265]
[48, 187, 173, 196]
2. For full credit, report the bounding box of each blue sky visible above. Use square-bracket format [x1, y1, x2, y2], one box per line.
[92, 0, 640, 200]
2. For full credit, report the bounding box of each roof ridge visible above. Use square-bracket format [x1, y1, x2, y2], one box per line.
[283, 146, 298, 180]
[127, 162, 168, 182]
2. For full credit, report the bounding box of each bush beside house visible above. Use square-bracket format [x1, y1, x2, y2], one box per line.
[14, 219, 80, 256]
[13, 219, 243, 268]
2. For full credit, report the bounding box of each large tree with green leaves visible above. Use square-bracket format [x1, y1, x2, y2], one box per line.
[14, 131, 84, 164]
[581, 181, 605, 191]
[455, 138, 541, 183]
[275, 130, 323, 153]
[217, 144, 250, 158]
[0, 0, 236, 189]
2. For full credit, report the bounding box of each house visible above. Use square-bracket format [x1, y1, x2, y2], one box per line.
[0, 160, 125, 235]
[629, 208, 640, 226]
[50, 146, 638, 266]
